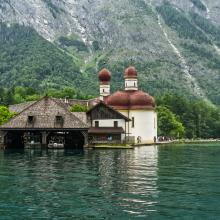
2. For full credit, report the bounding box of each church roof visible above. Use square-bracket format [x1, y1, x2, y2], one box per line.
[98, 68, 111, 84]
[1, 97, 88, 130]
[105, 90, 155, 110]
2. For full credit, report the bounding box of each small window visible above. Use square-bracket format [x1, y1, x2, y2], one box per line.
[132, 117, 135, 128]
[95, 121, 99, 128]
[56, 115, 63, 123]
[103, 89, 105, 92]
[114, 121, 118, 127]
[28, 116, 34, 123]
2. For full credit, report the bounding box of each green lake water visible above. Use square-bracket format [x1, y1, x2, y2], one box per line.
[0, 144, 220, 220]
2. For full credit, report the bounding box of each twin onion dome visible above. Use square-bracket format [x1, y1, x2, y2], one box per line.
[99, 66, 155, 109]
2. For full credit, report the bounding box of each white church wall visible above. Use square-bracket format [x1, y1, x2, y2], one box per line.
[154, 112, 158, 139]
[119, 110, 157, 144]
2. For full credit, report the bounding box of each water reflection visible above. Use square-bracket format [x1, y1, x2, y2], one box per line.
[83, 146, 159, 217]
[0, 146, 160, 219]
[1, 144, 220, 219]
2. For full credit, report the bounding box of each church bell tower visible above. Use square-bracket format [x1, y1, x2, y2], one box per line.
[124, 66, 138, 91]
[98, 68, 111, 101]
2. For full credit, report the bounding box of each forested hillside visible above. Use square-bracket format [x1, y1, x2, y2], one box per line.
[0, 23, 97, 95]
[0, 0, 220, 105]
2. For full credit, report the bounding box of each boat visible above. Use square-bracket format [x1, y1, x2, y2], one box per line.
[24, 140, 41, 149]
[48, 137, 65, 149]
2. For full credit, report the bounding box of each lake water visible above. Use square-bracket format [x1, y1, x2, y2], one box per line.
[0, 144, 220, 220]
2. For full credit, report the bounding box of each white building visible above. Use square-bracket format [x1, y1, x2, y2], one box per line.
[93, 66, 157, 144]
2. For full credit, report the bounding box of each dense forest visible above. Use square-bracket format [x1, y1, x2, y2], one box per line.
[0, 23, 97, 95]
[0, 86, 92, 106]
[0, 88, 219, 139]
[157, 94, 220, 139]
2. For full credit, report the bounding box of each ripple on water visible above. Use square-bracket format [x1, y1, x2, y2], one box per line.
[0, 145, 220, 219]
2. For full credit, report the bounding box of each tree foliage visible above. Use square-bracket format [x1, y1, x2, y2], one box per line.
[0, 86, 93, 106]
[190, 0, 206, 11]
[157, 93, 220, 139]
[190, 12, 220, 43]
[0, 23, 85, 92]
[70, 104, 88, 112]
[157, 106, 185, 138]
[156, 3, 210, 44]
[58, 36, 88, 52]
[0, 106, 15, 125]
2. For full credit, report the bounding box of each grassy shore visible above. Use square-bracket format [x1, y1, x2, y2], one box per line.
[88, 139, 220, 149]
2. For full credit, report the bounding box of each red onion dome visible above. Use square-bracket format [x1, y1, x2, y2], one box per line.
[130, 91, 155, 108]
[105, 91, 130, 107]
[98, 68, 111, 83]
[105, 90, 155, 110]
[124, 66, 137, 78]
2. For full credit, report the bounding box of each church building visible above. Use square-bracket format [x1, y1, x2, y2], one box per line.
[96, 66, 157, 144]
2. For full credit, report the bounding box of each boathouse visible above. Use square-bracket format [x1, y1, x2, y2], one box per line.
[0, 97, 88, 149]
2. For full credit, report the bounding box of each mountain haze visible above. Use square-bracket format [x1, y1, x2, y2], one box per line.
[0, 0, 220, 105]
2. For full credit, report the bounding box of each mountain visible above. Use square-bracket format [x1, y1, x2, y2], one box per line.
[0, 0, 220, 105]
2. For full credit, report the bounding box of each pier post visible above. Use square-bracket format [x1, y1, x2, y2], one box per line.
[41, 131, 49, 146]
[0, 131, 7, 149]
[81, 131, 88, 147]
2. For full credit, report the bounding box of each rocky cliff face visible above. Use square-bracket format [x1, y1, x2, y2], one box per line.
[1, 0, 219, 41]
[0, 0, 220, 105]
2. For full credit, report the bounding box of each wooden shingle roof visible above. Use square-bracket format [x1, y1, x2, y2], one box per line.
[9, 101, 36, 113]
[1, 97, 88, 130]
[9, 98, 100, 114]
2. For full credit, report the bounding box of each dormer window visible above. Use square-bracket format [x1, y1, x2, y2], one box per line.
[28, 116, 34, 123]
[56, 115, 63, 124]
